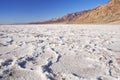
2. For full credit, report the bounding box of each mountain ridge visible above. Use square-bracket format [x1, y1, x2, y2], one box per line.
[31, 0, 120, 24]
[68, 0, 120, 24]
[30, 10, 90, 24]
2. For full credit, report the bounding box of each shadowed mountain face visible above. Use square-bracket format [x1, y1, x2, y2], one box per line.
[31, 10, 90, 24]
[31, 0, 120, 24]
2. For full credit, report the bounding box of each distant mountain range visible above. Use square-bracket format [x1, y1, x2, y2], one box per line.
[31, 0, 120, 24]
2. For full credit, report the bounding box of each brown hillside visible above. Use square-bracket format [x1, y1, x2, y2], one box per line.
[68, 0, 120, 24]
[31, 0, 120, 24]
[31, 10, 89, 24]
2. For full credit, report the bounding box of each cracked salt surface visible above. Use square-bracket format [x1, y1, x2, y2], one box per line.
[0, 24, 120, 80]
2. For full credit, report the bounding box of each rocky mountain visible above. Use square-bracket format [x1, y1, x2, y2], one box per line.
[31, 0, 120, 24]
[68, 0, 120, 24]
[31, 10, 90, 24]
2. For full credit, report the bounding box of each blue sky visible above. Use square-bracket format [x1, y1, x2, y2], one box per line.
[0, 0, 109, 24]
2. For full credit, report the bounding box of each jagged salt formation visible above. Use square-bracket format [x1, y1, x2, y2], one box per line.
[0, 24, 120, 80]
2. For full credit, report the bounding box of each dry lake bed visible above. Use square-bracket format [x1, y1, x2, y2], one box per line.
[0, 24, 120, 80]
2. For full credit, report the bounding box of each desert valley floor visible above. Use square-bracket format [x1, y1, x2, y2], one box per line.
[0, 24, 120, 80]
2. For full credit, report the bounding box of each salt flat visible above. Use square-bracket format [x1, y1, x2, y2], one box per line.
[0, 24, 120, 80]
